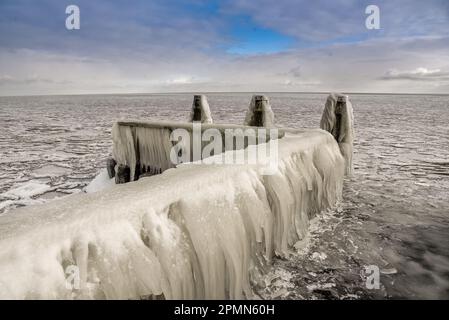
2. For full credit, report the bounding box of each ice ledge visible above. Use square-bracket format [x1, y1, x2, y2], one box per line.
[0, 129, 344, 300]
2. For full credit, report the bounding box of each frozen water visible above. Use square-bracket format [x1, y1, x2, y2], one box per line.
[0, 93, 448, 299]
[0, 131, 344, 299]
[84, 169, 115, 193]
[2, 181, 53, 199]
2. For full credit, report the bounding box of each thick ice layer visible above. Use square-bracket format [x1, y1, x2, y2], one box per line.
[112, 121, 284, 182]
[0, 130, 344, 300]
[320, 93, 354, 175]
[85, 169, 115, 193]
[112, 123, 175, 181]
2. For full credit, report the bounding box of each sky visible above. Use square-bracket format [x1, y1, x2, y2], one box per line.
[0, 0, 448, 96]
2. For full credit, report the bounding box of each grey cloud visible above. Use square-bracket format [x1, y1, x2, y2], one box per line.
[223, 0, 449, 42]
[381, 68, 449, 81]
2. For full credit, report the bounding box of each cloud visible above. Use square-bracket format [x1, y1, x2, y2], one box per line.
[1, 0, 449, 95]
[223, 0, 449, 42]
[0, 74, 71, 85]
[287, 66, 301, 78]
[381, 68, 449, 81]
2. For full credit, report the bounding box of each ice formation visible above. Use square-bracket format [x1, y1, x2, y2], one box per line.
[112, 123, 175, 181]
[189, 95, 213, 124]
[0, 130, 344, 300]
[320, 93, 354, 175]
[111, 121, 284, 182]
[2, 181, 53, 199]
[244, 95, 275, 127]
[85, 169, 115, 193]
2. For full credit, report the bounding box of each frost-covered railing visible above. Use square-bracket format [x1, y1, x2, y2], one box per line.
[111, 120, 285, 183]
[0, 129, 345, 299]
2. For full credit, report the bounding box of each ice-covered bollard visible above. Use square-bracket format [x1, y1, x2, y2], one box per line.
[189, 95, 213, 123]
[320, 93, 354, 176]
[244, 95, 275, 127]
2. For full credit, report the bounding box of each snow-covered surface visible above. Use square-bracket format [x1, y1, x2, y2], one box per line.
[84, 169, 115, 194]
[0, 130, 344, 299]
[112, 121, 284, 182]
[0, 182, 54, 213]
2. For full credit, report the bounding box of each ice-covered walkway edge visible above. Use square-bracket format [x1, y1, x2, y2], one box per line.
[0, 130, 344, 299]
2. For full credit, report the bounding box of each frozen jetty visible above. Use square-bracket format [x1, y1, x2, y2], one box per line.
[0, 94, 353, 299]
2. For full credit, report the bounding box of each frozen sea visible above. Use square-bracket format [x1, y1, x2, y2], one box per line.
[0, 93, 448, 299]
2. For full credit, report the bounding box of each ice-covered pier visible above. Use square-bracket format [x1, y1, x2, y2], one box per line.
[0, 94, 354, 299]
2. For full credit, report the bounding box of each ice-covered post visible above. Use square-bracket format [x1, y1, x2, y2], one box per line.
[320, 93, 354, 176]
[189, 95, 213, 123]
[244, 95, 275, 127]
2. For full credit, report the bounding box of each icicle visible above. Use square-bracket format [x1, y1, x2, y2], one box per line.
[112, 124, 175, 182]
[112, 123, 137, 181]
[244, 95, 275, 127]
[0, 130, 345, 300]
[135, 126, 175, 175]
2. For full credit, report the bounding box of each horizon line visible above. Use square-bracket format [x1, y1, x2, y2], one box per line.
[1, 91, 449, 98]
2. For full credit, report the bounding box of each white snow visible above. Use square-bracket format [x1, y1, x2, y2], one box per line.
[112, 121, 284, 182]
[0, 129, 344, 299]
[84, 169, 115, 193]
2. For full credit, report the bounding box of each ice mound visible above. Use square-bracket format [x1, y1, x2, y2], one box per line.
[189, 95, 213, 123]
[0, 130, 344, 299]
[244, 95, 275, 127]
[85, 169, 115, 193]
[320, 93, 354, 175]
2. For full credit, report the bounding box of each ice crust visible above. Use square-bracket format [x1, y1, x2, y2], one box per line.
[189, 95, 213, 124]
[0, 130, 344, 299]
[112, 121, 284, 182]
[84, 169, 115, 194]
[244, 95, 275, 127]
